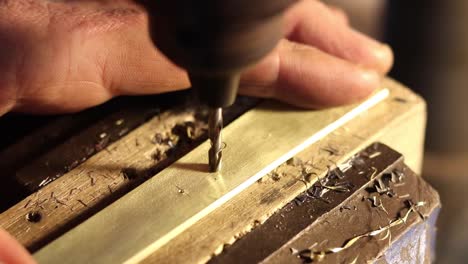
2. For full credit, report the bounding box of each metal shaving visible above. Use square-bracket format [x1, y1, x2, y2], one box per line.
[392, 169, 405, 183]
[368, 167, 378, 180]
[38, 177, 53, 188]
[38, 174, 63, 188]
[115, 119, 125, 126]
[332, 167, 345, 179]
[322, 183, 352, 193]
[337, 162, 352, 173]
[378, 229, 391, 241]
[304, 165, 354, 203]
[375, 178, 391, 194]
[367, 194, 389, 215]
[349, 255, 359, 264]
[297, 201, 425, 262]
[366, 170, 398, 198]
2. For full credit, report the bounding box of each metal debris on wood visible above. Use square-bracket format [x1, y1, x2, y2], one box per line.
[38, 177, 54, 188]
[367, 194, 389, 215]
[294, 194, 308, 206]
[392, 169, 405, 183]
[304, 165, 354, 204]
[38, 174, 63, 188]
[115, 119, 125, 126]
[365, 170, 402, 198]
[296, 201, 426, 263]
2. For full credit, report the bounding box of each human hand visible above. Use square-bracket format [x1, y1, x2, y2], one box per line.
[0, 0, 392, 116]
[0, 0, 393, 260]
[0, 228, 36, 264]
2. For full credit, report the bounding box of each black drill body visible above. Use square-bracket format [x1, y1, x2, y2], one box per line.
[136, 0, 295, 171]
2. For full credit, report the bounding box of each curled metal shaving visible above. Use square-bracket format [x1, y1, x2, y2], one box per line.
[297, 201, 426, 262]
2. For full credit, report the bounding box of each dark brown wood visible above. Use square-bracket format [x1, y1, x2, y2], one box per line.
[210, 143, 440, 263]
[0, 92, 187, 212]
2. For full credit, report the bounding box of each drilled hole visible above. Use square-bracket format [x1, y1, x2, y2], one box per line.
[26, 211, 42, 223]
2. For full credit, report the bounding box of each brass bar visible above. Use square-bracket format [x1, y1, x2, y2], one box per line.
[35, 90, 389, 264]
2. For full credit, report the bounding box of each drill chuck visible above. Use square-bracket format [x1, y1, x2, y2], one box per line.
[189, 73, 239, 108]
[136, 0, 295, 107]
[136, 0, 296, 172]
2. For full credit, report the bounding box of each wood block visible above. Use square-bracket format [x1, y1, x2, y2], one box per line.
[0, 78, 426, 264]
[146, 79, 427, 263]
[210, 143, 440, 263]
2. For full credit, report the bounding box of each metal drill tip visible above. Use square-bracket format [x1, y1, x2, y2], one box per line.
[208, 108, 223, 172]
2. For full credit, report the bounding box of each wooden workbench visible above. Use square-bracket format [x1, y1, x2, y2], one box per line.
[0, 79, 439, 263]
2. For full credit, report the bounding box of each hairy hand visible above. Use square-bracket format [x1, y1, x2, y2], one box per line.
[0, 0, 392, 115]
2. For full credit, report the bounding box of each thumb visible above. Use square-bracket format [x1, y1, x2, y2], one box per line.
[0, 228, 36, 264]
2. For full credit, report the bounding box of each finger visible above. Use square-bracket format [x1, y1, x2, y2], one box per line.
[0, 229, 36, 264]
[99, 9, 190, 96]
[240, 39, 380, 108]
[283, 0, 393, 74]
[12, 2, 189, 113]
[327, 5, 349, 26]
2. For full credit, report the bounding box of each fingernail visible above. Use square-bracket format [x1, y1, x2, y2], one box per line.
[360, 69, 380, 92]
[374, 44, 394, 73]
[361, 69, 380, 81]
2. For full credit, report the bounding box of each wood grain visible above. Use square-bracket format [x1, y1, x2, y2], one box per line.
[0, 109, 206, 251]
[0, 78, 425, 264]
[33, 90, 390, 263]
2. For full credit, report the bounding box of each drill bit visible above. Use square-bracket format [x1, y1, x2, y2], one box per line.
[208, 108, 223, 172]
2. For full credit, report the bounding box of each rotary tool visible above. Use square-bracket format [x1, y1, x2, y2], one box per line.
[137, 0, 295, 172]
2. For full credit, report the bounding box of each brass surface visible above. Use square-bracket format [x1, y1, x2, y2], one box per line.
[34, 90, 388, 264]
